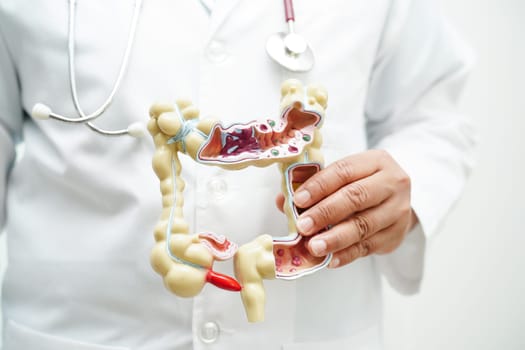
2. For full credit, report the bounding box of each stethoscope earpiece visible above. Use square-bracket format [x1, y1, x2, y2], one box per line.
[127, 122, 146, 138]
[31, 103, 52, 120]
[31, 101, 146, 138]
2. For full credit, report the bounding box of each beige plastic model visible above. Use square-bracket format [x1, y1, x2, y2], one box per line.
[234, 235, 276, 322]
[148, 79, 329, 322]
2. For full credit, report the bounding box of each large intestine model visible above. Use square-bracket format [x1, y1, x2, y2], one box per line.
[147, 79, 331, 322]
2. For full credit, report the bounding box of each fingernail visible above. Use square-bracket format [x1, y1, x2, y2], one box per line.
[329, 257, 340, 268]
[296, 216, 313, 233]
[294, 190, 311, 206]
[310, 239, 326, 256]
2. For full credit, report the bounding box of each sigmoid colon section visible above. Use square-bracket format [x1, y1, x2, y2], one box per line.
[273, 237, 328, 279]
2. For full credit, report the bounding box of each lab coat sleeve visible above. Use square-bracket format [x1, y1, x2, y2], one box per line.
[365, 0, 476, 294]
[0, 23, 23, 231]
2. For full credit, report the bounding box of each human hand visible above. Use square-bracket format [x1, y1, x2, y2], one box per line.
[276, 150, 418, 268]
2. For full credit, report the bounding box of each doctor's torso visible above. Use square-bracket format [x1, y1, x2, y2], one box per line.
[1, 1, 390, 349]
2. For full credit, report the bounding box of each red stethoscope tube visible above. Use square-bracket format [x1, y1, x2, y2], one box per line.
[284, 0, 295, 22]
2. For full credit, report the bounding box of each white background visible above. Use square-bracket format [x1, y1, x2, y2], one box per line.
[383, 0, 524, 349]
[0, 0, 523, 349]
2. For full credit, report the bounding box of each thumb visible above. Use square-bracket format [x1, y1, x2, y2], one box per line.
[275, 193, 285, 213]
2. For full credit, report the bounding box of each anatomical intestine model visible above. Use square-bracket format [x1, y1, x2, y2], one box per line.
[147, 79, 331, 322]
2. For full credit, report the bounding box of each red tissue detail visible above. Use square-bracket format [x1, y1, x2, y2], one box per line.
[206, 270, 242, 292]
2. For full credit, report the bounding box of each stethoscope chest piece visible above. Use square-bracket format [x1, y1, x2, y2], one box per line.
[266, 0, 315, 72]
[266, 32, 314, 73]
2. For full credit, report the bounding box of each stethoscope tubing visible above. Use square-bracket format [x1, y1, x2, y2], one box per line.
[68, 0, 143, 134]
[283, 0, 295, 21]
[32, 0, 311, 137]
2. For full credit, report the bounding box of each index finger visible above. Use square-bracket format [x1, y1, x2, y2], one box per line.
[293, 150, 384, 208]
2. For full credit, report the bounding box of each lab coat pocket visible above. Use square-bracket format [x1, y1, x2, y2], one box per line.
[3, 319, 130, 350]
[281, 324, 382, 350]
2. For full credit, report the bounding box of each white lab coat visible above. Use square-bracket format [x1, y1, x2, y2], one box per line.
[0, 0, 475, 349]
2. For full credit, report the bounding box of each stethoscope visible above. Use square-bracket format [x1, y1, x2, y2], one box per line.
[31, 0, 314, 138]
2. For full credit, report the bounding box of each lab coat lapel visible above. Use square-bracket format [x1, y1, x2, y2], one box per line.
[208, 0, 243, 37]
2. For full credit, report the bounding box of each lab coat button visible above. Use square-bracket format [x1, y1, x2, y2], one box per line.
[206, 41, 228, 63]
[208, 178, 227, 200]
[199, 321, 220, 343]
